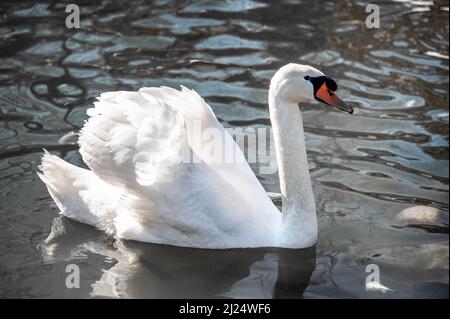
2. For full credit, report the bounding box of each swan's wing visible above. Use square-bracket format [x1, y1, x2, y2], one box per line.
[79, 89, 194, 231]
[78, 87, 278, 246]
[139, 86, 274, 210]
[79, 89, 186, 189]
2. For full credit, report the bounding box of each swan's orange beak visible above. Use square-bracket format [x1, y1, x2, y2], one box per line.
[315, 83, 353, 114]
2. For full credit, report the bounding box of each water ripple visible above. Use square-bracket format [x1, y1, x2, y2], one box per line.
[0, 0, 447, 299]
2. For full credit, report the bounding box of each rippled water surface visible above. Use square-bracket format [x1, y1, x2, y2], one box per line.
[0, 0, 448, 298]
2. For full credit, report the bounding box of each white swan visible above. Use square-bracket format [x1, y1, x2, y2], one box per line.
[38, 63, 353, 249]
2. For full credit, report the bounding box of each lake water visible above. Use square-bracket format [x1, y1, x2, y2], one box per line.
[0, 0, 448, 298]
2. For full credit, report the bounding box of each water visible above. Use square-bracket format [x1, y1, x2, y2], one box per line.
[0, 0, 448, 298]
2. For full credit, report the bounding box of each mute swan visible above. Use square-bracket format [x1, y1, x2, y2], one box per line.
[38, 63, 353, 249]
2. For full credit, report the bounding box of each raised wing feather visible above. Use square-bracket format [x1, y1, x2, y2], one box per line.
[139, 86, 273, 207]
[80, 90, 185, 188]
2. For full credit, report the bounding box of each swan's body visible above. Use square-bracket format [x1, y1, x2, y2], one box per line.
[38, 64, 352, 249]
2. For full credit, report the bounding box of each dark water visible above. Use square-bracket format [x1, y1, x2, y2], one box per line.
[0, 0, 448, 298]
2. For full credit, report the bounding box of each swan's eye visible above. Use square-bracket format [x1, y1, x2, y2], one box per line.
[328, 89, 335, 97]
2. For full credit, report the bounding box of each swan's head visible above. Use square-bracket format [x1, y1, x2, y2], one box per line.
[270, 63, 353, 114]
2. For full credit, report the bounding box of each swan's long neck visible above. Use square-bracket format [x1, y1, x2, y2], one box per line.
[269, 87, 317, 248]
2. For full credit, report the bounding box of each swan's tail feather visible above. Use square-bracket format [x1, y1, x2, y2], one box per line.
[37, 149, 71, 213]
[38, 150, 119, 229]
[38, 150, 82, 215]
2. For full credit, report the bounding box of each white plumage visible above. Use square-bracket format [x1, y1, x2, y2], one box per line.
[39, 64, 350, 249]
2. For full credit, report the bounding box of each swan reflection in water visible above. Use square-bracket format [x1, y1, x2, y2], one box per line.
[40, 216, 316, 299]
